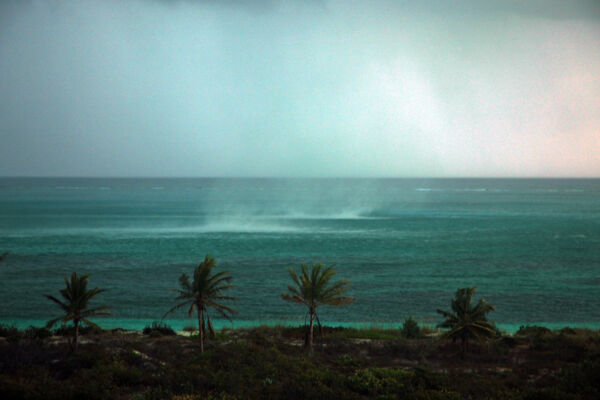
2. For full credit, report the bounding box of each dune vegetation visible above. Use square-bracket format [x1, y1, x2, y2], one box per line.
[1, 322, 599, 399]
[0, 257, 598, 399]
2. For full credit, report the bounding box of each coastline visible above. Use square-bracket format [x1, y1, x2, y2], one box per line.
[2, 317, 599, 334]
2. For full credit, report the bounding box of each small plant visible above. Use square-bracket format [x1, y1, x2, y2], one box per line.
[23, 326, 52, 340]
[325, 326, 398, 340]
[347, 368, 408, 396]
[335, 354, 360, 367]
[516, 325, 551, 337]
[401, 316, 421, 339]
[143, 321, 176, 336]
[54, 324, 100, 337]
[0, 323, 19, 337]
[0, 323, 21, 342]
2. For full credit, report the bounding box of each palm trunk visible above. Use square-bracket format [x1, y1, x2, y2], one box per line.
[198, 306, 204, 353]
[307, 309, 315, 351]
[206, 314, 215, 339]
[315, 313, 323, 339]
[73, 319, 80, 352]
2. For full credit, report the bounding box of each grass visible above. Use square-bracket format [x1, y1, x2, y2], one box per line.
[0, 324, 599, 399]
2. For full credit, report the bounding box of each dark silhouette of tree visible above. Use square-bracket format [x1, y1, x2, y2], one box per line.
[164, 255, 236, 353]
[282, 263, 355, 351]
[437, 287, 496, 356]
[45, 272, 112, 352]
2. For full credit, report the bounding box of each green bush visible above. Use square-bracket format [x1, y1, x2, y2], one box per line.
[0, 375, 38, 400]
[143, 321, 176, 336]
[0, 324, 21, 342]
[401, 317, 421, 339]
[24, 326, 52, 340]
[100, 360, 145, 386]
[53, 324, 100, 337]
[347, 368, 408, 396]
[559, 359, 600, 396]
[516, 325, 551, 337]
[323, 326, 399, 340]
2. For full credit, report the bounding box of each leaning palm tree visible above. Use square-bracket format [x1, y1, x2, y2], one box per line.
[164, 255, 236, 353]
[437, 287, 496, 356]
[282, 263, 355, 351]
[45, 272, 112, 352]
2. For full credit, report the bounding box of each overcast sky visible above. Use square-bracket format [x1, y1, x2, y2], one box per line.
[1, 0, 599, 177]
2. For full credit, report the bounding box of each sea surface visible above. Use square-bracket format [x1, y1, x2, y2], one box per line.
[0, 178, 599, 332]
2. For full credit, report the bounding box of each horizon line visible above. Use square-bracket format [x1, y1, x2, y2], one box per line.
[1, 175, 599, 180]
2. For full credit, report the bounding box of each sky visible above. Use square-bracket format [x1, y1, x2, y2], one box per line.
[0, 0, 599, 178]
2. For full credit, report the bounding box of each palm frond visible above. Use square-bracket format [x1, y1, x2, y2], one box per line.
[45, 317, 64, 329]
[163, 299, 194, 319]
[45, 272, 110, 333]
[437, 287, 496, 349]
[44, 295, 69, 312]
[205, 300, 237, 315]
[82, 318, 101, 330]
[283, 263, 354, 315]
[166, 255, 236, 328]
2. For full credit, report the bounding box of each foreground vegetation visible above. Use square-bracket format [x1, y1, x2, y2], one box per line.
[4, 255, 595, 398]
[0, 323, 599, 400]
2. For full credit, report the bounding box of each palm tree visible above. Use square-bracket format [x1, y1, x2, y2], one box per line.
[45, 272, 112, 352]
[436, 287, 496, 356]
[164, 255, 236, 353]
[282, 263, 355, 351]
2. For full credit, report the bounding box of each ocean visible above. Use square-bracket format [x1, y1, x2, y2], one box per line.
[0, 178, 599, 332]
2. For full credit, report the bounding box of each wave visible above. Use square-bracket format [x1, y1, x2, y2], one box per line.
[2, 213, 388, 236]
[5, 223, 303, 236]
[416, 187, 492, 192]
[279, 210, 384, 220]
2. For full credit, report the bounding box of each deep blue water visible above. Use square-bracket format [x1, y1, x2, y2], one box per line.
[0, 178, 599, 332]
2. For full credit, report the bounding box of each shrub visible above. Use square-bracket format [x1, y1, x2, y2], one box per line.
[0, 375, 38, 400]
[24, 326, 52, 340]
[143, 321, 176, 336]
[0, 324, 21, 342]
[319, 326, 399, 340]
[401, 317, 421, 339]
[53, 324, 100, 337]
[347, 367, 408, 396]
[110, 361, 145, 386]
[516, 325, 551, 337]
[559, 359, 600, 396]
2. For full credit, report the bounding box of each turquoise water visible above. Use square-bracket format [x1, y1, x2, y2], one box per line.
[1, 178, 599, 331]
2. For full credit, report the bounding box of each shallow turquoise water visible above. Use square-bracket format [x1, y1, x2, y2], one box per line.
[1, 178, 599, 330]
